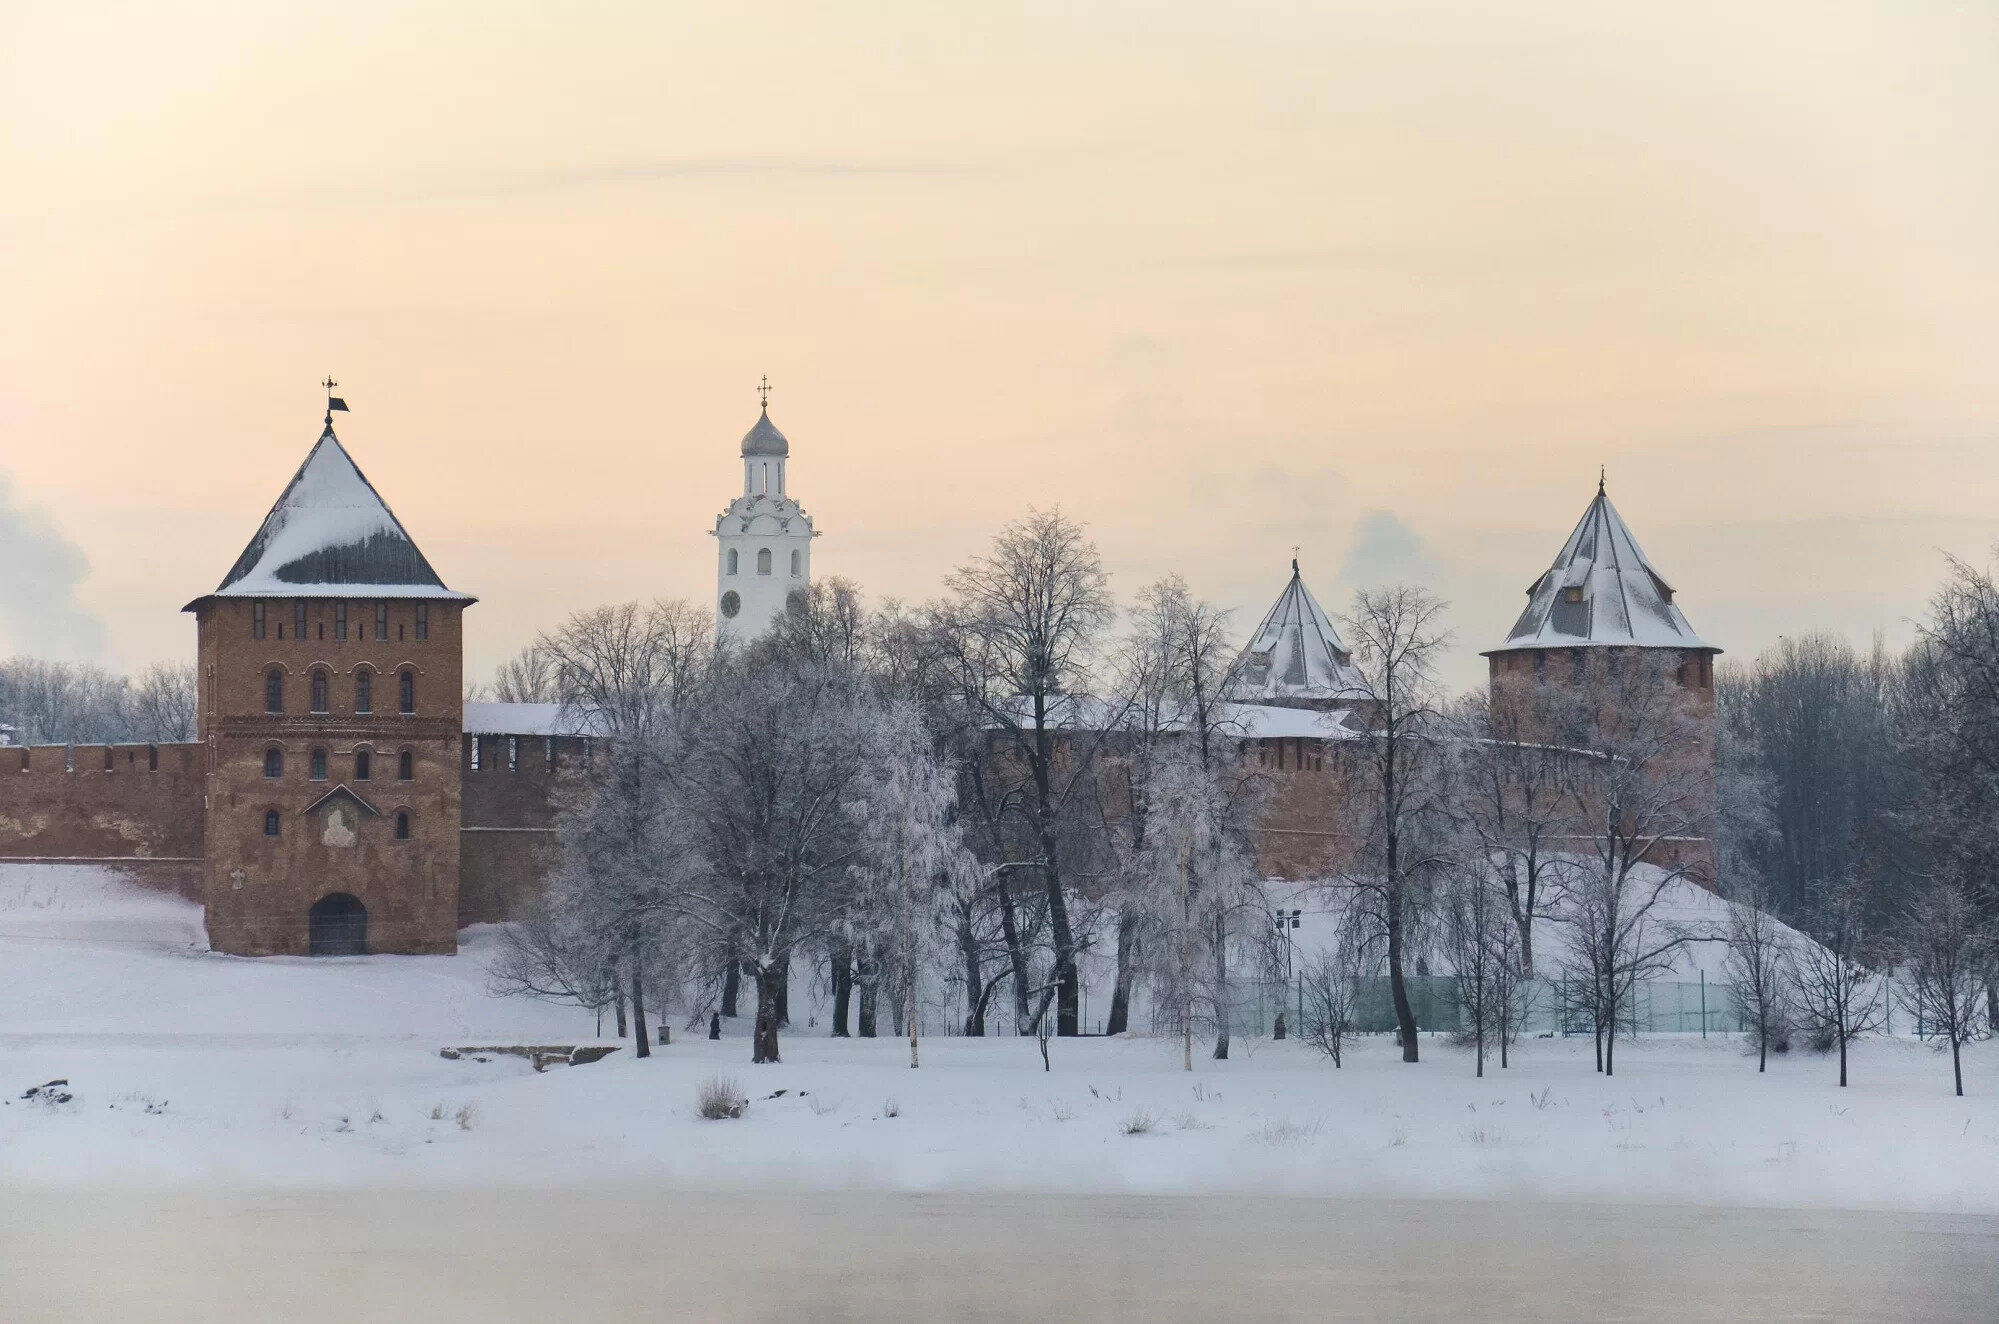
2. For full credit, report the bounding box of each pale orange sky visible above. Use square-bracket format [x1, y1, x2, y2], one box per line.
[3, 1, 1996, 689]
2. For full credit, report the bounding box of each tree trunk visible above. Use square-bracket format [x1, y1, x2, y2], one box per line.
[857, 958, 879, 1037]
[908, 971, 921, 1070]
[752, 966, 783, 1064]
[721, 959, 740, 1019]
[1952, 1036, 1963, 1097]
[1837, 1026, 1848, 1088]
[1758, 1010, 1768, 1073]
[998, 885, 1031, 1030]
[890, 979, 906, 1037]
[830, 947, 852, 1037]
[1044, 859, 1081, 1037]
[1604, 980, 1618, 1078]
[1107, 908, 1139, 1036]
[774, 954, 791, 1028]
[958, 922, 987, 1036]
[612, 956, 628, 1039]
[1386, 898, 1419, 1063]
[631, 962, 651, 1060]
[1211, 914, 1230, 1061]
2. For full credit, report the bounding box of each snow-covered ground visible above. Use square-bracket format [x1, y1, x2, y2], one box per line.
[2, 865, 1993, 1212]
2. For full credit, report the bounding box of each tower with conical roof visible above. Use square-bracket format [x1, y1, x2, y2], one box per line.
[712, 389, 816, 639]
[183, 408, 474, 956]
[1232, 559, 1373, 711]
[1484, 480, 1721, 884]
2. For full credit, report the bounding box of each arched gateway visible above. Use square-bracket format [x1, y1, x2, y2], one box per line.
[307, 893, 368, 956]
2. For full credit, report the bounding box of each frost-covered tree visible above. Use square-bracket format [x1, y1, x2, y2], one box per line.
[1721, 875, 1795, 1073]
[848, 699, 975, 1068]
[671, 648, 875, 1064]
[932, 508, 1117, 1037]
[1895, 878, 1994, 1096]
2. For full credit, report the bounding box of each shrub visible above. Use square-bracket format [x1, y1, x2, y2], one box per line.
[698, 1076, 748, 1120]
[1119, 1109, 1159, 1136]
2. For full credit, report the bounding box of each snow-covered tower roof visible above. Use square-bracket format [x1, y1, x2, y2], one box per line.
[187, 420, 473, 607]
[1230, 561, 1373, 708]
[1486, 480, 1711, 655]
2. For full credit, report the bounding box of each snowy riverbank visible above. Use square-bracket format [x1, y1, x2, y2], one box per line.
[2, 866, 1993, 1211]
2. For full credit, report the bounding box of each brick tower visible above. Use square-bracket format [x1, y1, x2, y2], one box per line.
[1482, 479, 1721, 884]
[184, 408, 474, 955]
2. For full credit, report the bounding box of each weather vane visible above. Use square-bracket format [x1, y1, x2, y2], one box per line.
[322, 376, 349, 427]
[757, 374, 772, 410]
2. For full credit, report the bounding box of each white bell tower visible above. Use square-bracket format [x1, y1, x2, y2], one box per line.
[713, 379, 815, 639]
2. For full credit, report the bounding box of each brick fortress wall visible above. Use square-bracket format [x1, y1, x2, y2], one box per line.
[459, 732, 589, 925]
[0, 742, 206, 898]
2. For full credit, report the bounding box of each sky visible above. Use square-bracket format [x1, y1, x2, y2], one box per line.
[3, 1, 1996, 691]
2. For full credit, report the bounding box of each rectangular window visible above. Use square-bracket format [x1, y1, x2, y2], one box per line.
[415, 604, 429, 641]
[375, 602, 388, 641]
[252, 602, 266, 640]
[547, 737, 557, 769]
[334, 603, 347, 641]
[355, 749, 371, 781]
[507, 736, 518, 772]
[295, 602, 308, 638]
[470, 735, 481, 771]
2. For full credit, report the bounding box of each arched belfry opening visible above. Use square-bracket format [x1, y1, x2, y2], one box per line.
[308, 892, 368, 956]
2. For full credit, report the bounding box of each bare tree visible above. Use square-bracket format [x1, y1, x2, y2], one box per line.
[1439, 847, 1523, 1077]
[1452, 683, 1573, 975]
[127, 661, 197, 741]
[1552, 651, 1708, 1077]
[487, 642, 563, 703]
[1332, 585, 1452, 1063]
[1790, 876, 1888, 1088]
[1721, 874, 1795, 1073]
[1896, 878, 1994, 1096]
[934, 508, 1117, 1037]
[1299, 939, 1364, 1067]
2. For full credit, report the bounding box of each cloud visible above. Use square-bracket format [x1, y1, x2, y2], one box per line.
[0, 472, 104, 661]
[1340, 510, 1442, 591]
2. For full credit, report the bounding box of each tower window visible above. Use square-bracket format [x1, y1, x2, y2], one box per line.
[398, 669, 415, 715]
[375, 602, 388, 641]
[756, 548, 772, 575]
[311, 669, 330, 714]
[264, 747, 284, 779]
[395, 811, 411, 841]
[507, 736, 519, 772]
[310, 748, 327, 781]
[148, 745, 158, 772]
[1563, 586, 1583, 605]
[470, 735, 482, 770]
[354, 749, 371, 781]
[761, 462, 769, 495]
[295, 602, 308, 638]
[252, 602, 266, 640]
[334, 603, 347, 641]
[265, 669, 285, 714]
[398, 749, 413, 781]
[355, 669, 372, 714]
[264, 809, 281, 838]
[727, 548, 739, 575]
[415, 604, 429, 641]
[790, 549, 801, 577]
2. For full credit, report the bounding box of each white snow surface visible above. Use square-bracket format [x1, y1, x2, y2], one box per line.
[2, 865, 1992, 1211]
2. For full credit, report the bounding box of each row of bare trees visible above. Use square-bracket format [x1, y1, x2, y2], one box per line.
[0, 657, 197, 744]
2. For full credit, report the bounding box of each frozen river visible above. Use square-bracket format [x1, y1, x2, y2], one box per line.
[6, 1190, 1995, 1322]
